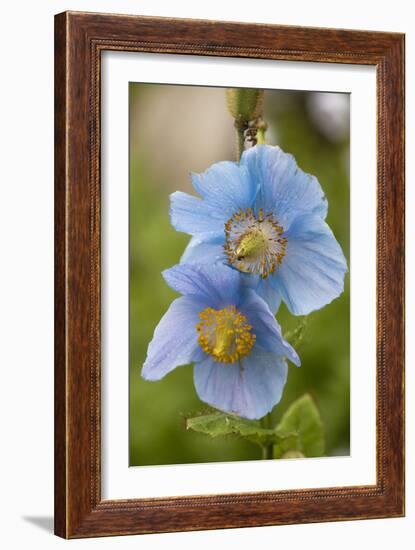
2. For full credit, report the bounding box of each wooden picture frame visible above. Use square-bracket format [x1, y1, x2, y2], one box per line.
[54, 11, 405, 538]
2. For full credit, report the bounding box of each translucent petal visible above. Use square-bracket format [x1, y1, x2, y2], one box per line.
[180, 237, 226, 265]
[239, 289, 300, 365]
[194, 351, 288, 420]
[142, 296, 205, 381]
[273, 214, 347, 315]
[162, 263, 242, 308]
[191, 161, 257, 217]
[170, 191, 226, 240]
[241, 145, 328, 229]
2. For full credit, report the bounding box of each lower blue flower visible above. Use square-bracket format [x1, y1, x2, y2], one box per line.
[142, 264, 300, 420]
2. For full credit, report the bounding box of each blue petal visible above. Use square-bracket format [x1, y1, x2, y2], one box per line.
[191, 161, 257, 218]
[194, 351, 288, 420]
[142, 296, 205, 381]
[162, 263, 242, 308]
[170, 191, 226, 240]
[179, 243, 284, 315]
[241, 145, 328, 229]
[180, 237, 226, 265]
[243, 273, 282, 314]
[273, 214, 347, 315]
[239, 289, 300, 366]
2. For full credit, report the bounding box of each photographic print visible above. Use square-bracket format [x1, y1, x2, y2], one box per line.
[129, 83, 350, 467]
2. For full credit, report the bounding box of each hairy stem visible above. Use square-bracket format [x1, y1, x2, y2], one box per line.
[261, 443, 274, 460]
[236, 126, 245, 160]
[260, 412, 274, 460]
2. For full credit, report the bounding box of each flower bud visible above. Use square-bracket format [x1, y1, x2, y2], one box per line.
[226, 88, 264, 123]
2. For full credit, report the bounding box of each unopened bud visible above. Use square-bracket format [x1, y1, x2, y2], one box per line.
[226, 88, 264, 124]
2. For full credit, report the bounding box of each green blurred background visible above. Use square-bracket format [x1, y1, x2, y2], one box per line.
[129, 83, 350, 466]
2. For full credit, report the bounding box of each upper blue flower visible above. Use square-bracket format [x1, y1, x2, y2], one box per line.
[142, 263, 300, 420]
[170, 145, 347, 315]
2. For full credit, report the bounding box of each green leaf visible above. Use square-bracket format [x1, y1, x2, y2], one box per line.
[273, 394, 325, 458]
[186, 411, 292, 447]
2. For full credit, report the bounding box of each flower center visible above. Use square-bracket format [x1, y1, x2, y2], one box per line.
[224, 208, 287, 278]
[196, 305, 256, 364]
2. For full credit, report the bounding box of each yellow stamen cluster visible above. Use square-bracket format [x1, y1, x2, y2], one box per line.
[196, 305, 256, 364]
[224, 208, 287, 278]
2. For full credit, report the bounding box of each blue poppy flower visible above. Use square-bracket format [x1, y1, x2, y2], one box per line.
[142, 263, 300, 420]
[171, 145, 347, 315]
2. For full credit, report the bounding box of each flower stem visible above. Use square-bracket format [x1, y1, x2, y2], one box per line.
[261, 411, 273, 429]
[261, 444, 274, 460]
[236, 125, 245, 160]
[256, 118, 268, 145]
[260, 412, 274, 460]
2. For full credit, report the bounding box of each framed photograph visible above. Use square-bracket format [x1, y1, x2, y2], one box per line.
[54, 11, 405, 538]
